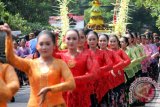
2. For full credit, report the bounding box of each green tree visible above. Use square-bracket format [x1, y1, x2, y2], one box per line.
[127, 6, 158, 33]
[0, 1, 31, 34]
[2, 0, 53, 24]
[133, 0, 160, 30]
[157, 17, 160, 30]
[1, 0, 54, 34]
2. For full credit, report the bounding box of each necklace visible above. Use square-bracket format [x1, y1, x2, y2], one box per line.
[66, 52, 77, 68]
[68, 59, 76, 68]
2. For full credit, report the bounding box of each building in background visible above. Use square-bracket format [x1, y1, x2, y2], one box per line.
[49, 13, 84, 29]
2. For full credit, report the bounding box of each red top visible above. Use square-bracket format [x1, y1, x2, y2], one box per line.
[54, 50, 97, 107]
[114, 49, 131, 68]
[104, 49, 124, 89]
[84, 41, 89, 49]
[111, 49, 131, 86]
[55, 51, 93, 77]
[105, 49, 124, 71]
[86, 49, 113, 102]
[89, 49, 113, 72]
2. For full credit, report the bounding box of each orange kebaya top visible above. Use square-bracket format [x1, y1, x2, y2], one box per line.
[0, 63, 19, 107]
[5, 36, 75, 107]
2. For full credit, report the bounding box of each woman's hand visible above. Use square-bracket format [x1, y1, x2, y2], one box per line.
[118, 70, 122, 75]
[110, 70, 116, 77]
[37, 87, 51, 106]
[0, 23, 12, 36]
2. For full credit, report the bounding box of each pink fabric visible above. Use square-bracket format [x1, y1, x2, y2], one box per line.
[141, 44, 152, 72]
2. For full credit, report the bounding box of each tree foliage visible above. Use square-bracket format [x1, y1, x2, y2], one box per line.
[133, 0, 160, 30]
[1, 0, 53, 34]
[84, 0, 159, 32]
[1, 0, 159, 34]
[157, 17, 160, 30]
[127, 6, 158, 33]
[0, 1, 31, 34]
[2, 0, 52, 24]
[135, 0, 160, 17]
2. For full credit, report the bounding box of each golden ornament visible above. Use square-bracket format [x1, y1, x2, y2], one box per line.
[67, 59, 76, 68]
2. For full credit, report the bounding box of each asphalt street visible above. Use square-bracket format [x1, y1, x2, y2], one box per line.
[7, 85, 29, 107]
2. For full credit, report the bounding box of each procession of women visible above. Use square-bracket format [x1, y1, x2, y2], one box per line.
[0, 0, 160, 106]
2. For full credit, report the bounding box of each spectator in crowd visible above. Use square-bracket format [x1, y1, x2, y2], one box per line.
[29, 33, 35, 40]
[13, 40, 19, 55]
[153, 33, 159, 37]
[29, 31, 41, 54]
[17, 39, 30, 85]
[154, 36, 160, 48]
[28, 33, 36, 54]
[17, 39, 30, 58]
[25, 34, 29, 48]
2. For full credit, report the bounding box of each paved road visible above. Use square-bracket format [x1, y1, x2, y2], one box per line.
[7, 85, 29, 107]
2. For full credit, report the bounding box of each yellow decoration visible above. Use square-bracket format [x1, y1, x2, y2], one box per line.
[91, 12, 102, 16]
[61, 43, 67, 50]
[89, 19, 104, 25]
[57, 0, 71, 50]
[92, 0, 101, 6]
[114, 0, 130, 37]
[86, 0, 107, 31]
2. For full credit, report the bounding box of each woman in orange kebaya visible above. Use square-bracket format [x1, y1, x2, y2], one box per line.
[1, 23, 75, 107]
[0, 62, 19, 107]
